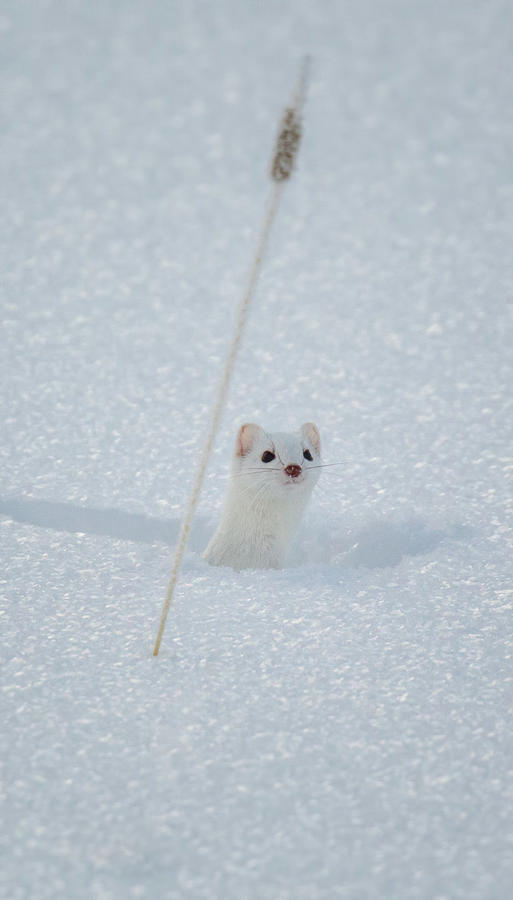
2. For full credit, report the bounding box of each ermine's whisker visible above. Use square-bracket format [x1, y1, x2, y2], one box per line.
[229, 463, 344, 477]
[230, 468, 282, 477]
[305, 463, 344, 470]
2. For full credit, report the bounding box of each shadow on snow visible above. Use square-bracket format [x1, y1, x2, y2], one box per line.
[0, 496, 211, 551]
[337, 518, 472, 569]
[0, 496, 472, 569]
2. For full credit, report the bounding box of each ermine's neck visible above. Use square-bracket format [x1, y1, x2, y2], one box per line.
[203, 486, 309, 569]
[225, 486, 306, 540]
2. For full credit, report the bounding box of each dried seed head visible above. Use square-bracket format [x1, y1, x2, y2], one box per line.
[271, 107, 302, 182]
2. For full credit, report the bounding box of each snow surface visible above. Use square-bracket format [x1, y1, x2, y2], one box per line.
[1, 1, 512, 897]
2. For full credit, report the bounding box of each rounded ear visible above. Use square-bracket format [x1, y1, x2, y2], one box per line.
[301, 422, 321, 455]
[235, 423, 263, 457]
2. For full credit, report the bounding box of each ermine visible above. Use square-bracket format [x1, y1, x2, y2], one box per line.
[203, 422, 321, 569]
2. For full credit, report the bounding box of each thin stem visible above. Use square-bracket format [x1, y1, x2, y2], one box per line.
[152, 62, 311, 655]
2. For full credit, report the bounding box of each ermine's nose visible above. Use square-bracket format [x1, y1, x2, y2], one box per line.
[284, 464, 302, 478]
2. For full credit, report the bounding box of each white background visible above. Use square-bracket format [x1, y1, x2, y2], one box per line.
[1, 1, 512, 897]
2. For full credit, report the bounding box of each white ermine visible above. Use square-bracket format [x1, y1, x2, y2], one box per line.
[203, 422, 321, 569]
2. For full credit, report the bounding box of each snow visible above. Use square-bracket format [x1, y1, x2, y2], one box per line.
[1, 0, 512, 897]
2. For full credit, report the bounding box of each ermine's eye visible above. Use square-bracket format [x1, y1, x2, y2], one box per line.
[303, 449, 313, 461]
[261, 451, 275, 463]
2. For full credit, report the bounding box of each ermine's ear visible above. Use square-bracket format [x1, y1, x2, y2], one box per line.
[301, 422, 321, 455]
[235, 423, 262, 457]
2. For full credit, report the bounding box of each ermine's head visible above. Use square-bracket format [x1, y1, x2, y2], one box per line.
[231, 422, 322, 500]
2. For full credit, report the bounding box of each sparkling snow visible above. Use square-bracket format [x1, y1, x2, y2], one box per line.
[1, 1, 512, 897]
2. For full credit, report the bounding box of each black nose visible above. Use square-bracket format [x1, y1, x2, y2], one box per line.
[284, 464, 302, 478]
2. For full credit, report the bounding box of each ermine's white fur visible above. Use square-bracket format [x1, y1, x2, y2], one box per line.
[203, 422, 321, 569]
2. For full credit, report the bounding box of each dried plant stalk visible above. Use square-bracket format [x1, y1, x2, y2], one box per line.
[153, 57, 310, 656]
[271, 109, 302, 181]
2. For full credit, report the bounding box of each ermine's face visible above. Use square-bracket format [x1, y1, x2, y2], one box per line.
[232, 422, 322, 499]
